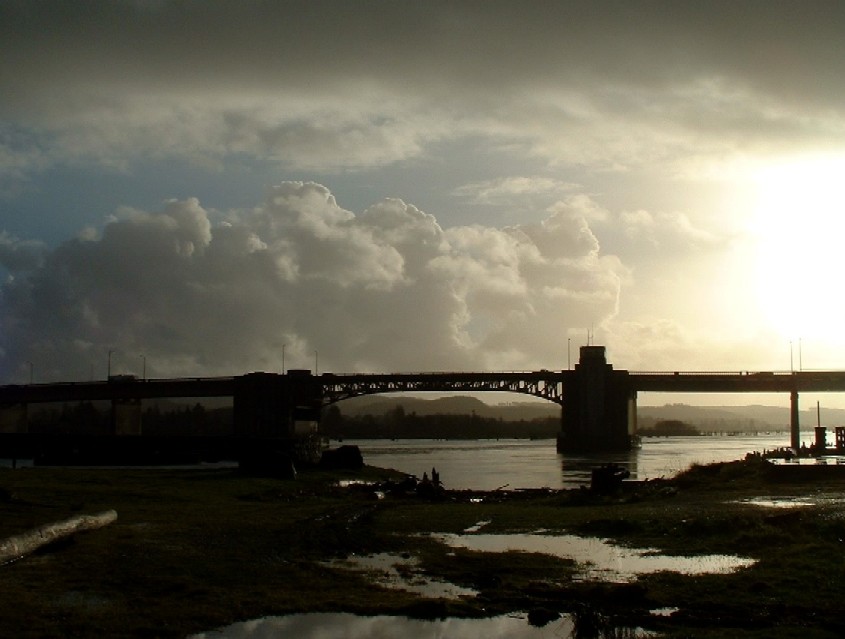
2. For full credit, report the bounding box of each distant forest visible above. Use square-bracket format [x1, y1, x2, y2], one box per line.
[28, 401, 233, 436]
[26, 400, 558, 439]
[320, 404, 559, 440]
[25, 395, 810, 439]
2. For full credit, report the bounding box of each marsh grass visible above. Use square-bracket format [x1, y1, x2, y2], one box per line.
[0, 459, 844, 637]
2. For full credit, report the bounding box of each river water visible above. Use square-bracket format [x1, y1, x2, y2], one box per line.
[0, 433, 791, 489]
[344, 434, 791, 491]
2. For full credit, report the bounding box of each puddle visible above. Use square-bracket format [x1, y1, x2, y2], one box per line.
[649, 607, 679, 617]
[463, 520, 492, 533]
[325, 552, 477, 599]
[191, 611, 656, 638]
[336, 479, 370, 487]
[738, 497, 815, 509]
[433, 532, 756, 583]
[735, 493, 845, 509]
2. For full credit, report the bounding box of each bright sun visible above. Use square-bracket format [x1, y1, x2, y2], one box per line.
[753, 154, 845, 341]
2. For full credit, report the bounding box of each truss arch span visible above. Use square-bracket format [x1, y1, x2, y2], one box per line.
[319, 371, 566, 406]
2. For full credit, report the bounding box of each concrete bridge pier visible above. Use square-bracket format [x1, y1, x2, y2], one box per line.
[790, 389, 800, 450]
[557, 346, 636, 453]
[112, 398, 142, 435]
[0, 403, 28, 433]
[233, 370, 323, 438]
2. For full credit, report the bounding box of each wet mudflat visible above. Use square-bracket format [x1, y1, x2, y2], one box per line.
[1, 458, 845, 638]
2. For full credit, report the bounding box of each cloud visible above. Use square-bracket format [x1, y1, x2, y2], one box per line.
[0, 232, 46, 272]
[620, 209, 719, 250]
[0, 182, 625, 381]
[3, 2, 845, 178]
[453, 177, 579, 205]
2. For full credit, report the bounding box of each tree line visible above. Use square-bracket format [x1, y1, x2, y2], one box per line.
[320, 404, 560, 440]
[28, 402, 233, 436]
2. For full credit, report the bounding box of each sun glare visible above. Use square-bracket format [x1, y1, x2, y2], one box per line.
[753, 155, 845, 341]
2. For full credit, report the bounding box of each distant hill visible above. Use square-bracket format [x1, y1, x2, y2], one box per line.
[337, 395, 559, 421]
[336, 396, 845, 433]
[638, 403, 845, 433]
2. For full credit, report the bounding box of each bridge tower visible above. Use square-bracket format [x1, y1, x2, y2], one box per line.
[233, 370, 322, 438]
[557, 345, 636, 452]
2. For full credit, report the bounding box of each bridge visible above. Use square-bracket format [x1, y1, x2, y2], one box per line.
[2, 346, 844, 457]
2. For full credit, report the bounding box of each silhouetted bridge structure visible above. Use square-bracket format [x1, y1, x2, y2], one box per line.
[2, 346, 844, 461]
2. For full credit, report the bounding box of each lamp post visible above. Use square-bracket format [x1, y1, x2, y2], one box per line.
[282, 343, 287, 375]
[789, 340, 794, 373]
[107, 349, 114, 379]
[140, 355, 146, 381]
[314, 350, 318, 375]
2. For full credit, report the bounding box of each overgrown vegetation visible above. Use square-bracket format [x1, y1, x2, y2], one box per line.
[1, 458, 844, 637]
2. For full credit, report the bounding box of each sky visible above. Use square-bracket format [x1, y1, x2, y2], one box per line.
[2, 1, 845, 408]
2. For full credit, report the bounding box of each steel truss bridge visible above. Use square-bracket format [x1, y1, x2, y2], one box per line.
[5, 370, 845, 407]
[319, 371, 567, 405]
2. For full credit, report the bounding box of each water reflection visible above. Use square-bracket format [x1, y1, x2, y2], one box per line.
[559, 450, 639, 487]
[433, 532, 756, 583]
[191, 611, 655, 639]
[738, 497, 815, 509]
[324, 553, 477, 599]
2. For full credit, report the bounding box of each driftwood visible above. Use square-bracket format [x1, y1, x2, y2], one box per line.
[0, 510, 117, 565]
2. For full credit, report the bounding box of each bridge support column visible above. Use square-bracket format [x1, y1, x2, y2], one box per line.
[112, 398, 142, 435]
[0, 403, 28, 433]
[790, 389, 800, 450]
[233, 370, 323, 439]
[628, 391, 638, 439]
[558, 346, 634, 453]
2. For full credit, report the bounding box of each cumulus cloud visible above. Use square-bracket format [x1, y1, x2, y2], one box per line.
[620, 209, 719, 250]
[0, 182, 624, 382]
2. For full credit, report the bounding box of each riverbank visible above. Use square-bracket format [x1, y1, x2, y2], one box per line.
[1, 458, 844, 637]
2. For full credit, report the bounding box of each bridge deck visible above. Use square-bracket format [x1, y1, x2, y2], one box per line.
[3, 370, 845, 406]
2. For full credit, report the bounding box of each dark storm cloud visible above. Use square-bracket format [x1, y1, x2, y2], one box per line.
[2, 1, 844, 173]
[3, 1, 843, 97]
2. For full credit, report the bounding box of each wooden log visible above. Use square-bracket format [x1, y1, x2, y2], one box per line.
[0, 510, 117, 565]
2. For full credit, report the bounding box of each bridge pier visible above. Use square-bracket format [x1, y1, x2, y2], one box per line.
[558, 346, 636, 452]
[790, 389, 800, 449]
[233, 370, 322, 438]
[112, 398, 142, 435]
[0, 403, 28, 434]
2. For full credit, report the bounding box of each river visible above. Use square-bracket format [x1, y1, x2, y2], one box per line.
[344, 433, 791, 490]
[0, 433, 792, 488]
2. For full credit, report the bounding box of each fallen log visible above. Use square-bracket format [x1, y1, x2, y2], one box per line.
[0, 510, 117, 565]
